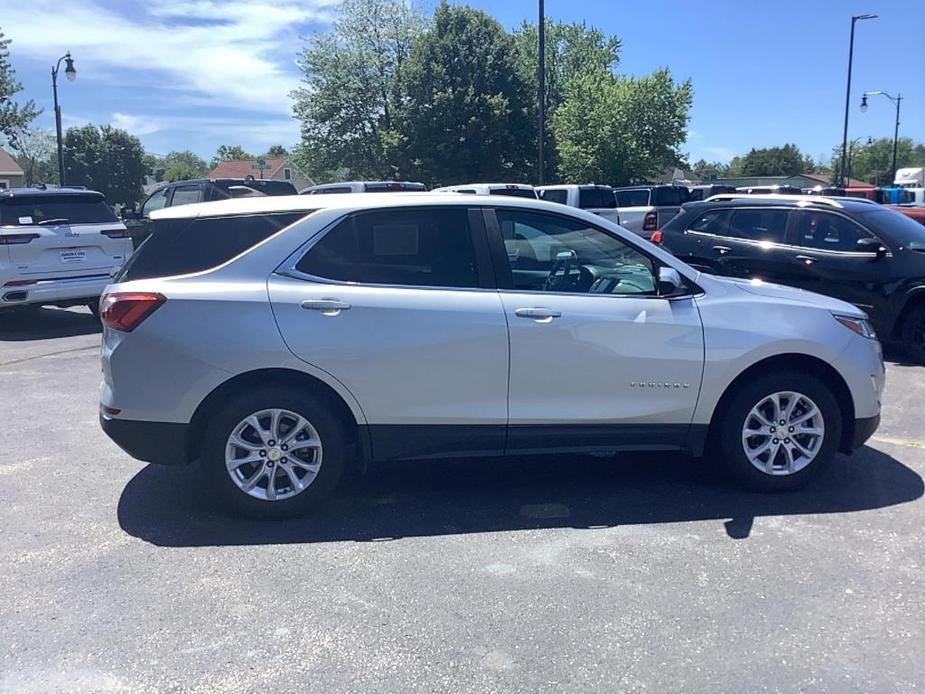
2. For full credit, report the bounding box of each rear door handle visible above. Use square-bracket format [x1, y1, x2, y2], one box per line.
[301, 299, 351, 315]
[515, 307, 561, 322]
[712, 245, 732, 254]
[795, 255, 817, 265]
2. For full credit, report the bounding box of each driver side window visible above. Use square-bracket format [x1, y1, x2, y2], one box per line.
[141, 187, 169, 217]
[496, 209, 657, 295]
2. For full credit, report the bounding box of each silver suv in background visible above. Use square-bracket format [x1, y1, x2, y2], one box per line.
[100, 194, 883, 518]
[431, 183, 537, 198]
[614, 184, 690, 239]
[1, 188, 132, 315]
[536, 184, 621, 226]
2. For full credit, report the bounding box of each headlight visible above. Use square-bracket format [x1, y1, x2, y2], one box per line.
[833, 313, 876, 339]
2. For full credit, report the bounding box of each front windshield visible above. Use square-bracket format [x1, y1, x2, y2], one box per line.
[860, 207, 925, 248]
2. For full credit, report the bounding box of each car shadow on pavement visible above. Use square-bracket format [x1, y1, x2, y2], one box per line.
[0, 307, 101, 341]
[118, 445, 922, 546]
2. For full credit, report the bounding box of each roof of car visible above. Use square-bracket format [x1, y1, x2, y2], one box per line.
[684, 196, 879, 212]
[0, 186, 104, 199]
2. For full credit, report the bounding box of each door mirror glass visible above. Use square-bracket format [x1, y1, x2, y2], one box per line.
[658, 266, 685, 296]
[856, 236, 886, 257]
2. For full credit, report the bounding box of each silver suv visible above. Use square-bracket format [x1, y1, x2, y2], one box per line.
[99, 194, 884, 517]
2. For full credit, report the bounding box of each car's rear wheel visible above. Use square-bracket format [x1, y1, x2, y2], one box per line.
[715, 371, 842, 492]
[200, 387, 347, 518]
[900, 303, 925, 364]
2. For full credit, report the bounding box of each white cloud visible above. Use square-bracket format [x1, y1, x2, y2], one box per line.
[111, 112, 162, 136]
[1, 0, 338, 115]
[700, 146, 736, 162]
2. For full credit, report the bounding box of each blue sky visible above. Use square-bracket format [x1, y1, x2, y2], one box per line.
[3, 0, 923, 166]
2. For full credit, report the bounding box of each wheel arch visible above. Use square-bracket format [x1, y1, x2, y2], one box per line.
[892, 286, 925, 340]
[707, 353, 856, 454]
[187, 368, 368, 462]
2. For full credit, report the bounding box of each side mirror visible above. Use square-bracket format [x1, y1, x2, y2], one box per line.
[658, 266, 685, 296]
[857, 237, 887, 258]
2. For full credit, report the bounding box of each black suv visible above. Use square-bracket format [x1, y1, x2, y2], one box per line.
[656, 197, 925, 360]
[124, 178, 297, 247]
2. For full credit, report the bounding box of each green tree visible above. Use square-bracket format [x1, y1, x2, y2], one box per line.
[690, 159, 730, 181]
[833, 137, 925, 185]
[210, 144, 253, 169]
[63, 125, 146, 206]
[394, 2, 534, 184]
[551, 68, 692, 185]
[0, 29, 40, 146]
[738, 144, 809, 177]
[11, 128, 56, 185]
[292, 0, 424, 181]
[512, 19, 621, 179]
[160, 150, 209, 182]
[266, 144, 289, 157]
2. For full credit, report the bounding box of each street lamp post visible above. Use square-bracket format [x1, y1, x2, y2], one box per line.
[839, 14, 876, 187]
[860, 91, 903, 181]
[537, 0, 545, 186]
[51, 52, 77, 187]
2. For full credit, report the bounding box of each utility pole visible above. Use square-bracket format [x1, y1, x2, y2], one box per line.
[537, 0, 545, 185]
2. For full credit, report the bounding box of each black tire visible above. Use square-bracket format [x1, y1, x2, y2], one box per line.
[714, 370, 842, 492]
[200, 386, 348, 518]
[900, 303, 925, 364]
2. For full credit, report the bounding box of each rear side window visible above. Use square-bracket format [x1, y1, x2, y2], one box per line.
[489, 187, 536, 199]
[653, 187, 682, 206]
[578, 187, 616, 209]
[296, 207, 480, 288]
[726, 209, 789, 243]
[0, 195, 117, 226]
[119, 212, 309, 281]
[168, 185, 202, 207]
[616, 189, 650, 207]
[687, 210, 729, 234]
[539, 189, 568, 205]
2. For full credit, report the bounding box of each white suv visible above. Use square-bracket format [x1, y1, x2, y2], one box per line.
[1, 188, 132, 314]
[99, 194, 884, 517]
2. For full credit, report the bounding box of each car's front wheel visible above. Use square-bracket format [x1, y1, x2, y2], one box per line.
[200, 387, 347, 517]
[715, 371, 842, 492]
[900, 303, 925, 364]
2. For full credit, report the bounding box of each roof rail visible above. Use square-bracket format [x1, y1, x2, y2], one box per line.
[703, 193, 846, 208]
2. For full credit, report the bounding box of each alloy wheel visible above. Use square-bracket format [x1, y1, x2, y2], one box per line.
[225, 408, 323, 501]
[741, 391, 825, 476]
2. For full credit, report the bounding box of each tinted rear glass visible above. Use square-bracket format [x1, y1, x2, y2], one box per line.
[616, 190, 650, 207]
[213, 180, 296, 198]
[118, 212, 309, 281]
[539, 189, 568, 204]
[365, 182, 427, 192]
[653, 187, 682, 206]
[489, 188, 537, 199]
[578, 187, 616, 209]
[295, 207, 479, 288]
[0, 195, 117, 226]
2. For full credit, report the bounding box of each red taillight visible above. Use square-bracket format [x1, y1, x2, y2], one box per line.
[643, 212, 658, 232]
[650, 230, 663, 244]
[100, 292, 166, 332]
[3, 279, 38, 287]
[101, 228, 130, 239]
[0, 233, 40, 245]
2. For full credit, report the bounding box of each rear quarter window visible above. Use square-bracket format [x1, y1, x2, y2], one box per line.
[0, 195, 117, 226]
[118, 212, 311, 281]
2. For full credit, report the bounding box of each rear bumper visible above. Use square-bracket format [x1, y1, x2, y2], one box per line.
[851, 414, 881, 450]
[1, 273, 112, 307]
[100, 414, 194, 466]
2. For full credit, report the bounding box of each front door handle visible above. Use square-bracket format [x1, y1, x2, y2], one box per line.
[712, 245, 732, 254]
[301, 299, 351, 315]
[515, 307, 562, 322]
[795, 255, 817, 265]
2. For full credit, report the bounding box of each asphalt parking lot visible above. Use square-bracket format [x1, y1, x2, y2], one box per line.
[1, 307, 923, 694]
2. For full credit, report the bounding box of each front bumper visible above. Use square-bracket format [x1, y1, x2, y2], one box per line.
[100, 414, 194, 466]
[851, 414, 881, 450]
[1, 273, 112, 307]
